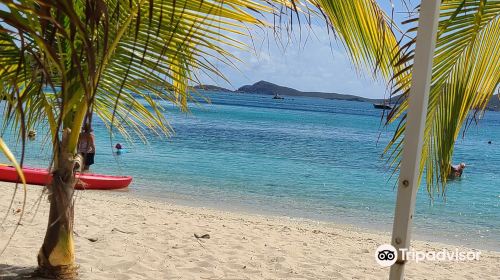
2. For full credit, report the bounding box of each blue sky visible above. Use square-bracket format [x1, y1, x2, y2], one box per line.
[199, 1, 413, 99]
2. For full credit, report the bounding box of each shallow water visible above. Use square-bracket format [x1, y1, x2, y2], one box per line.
[3, 92, 499, 251]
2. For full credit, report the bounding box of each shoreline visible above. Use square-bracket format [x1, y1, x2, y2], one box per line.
[129, 188, 500, 252]
[1, 183, 499, 279]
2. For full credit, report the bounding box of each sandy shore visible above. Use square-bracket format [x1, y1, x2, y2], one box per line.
[0, 183, 499, 279]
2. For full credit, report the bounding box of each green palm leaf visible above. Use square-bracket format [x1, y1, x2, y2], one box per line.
[312, 0, 403, 80]
[0, 0, 273, 149]
[386, 0, 500, 196]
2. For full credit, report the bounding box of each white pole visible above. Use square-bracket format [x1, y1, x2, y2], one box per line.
[389, 1, 440, 280]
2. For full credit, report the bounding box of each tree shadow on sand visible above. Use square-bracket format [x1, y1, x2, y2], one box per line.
[0, 264, 44, 279]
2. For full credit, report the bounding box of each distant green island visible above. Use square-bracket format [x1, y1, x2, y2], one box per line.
[194, 81, 500, 111]
[194, 80, 397, 104]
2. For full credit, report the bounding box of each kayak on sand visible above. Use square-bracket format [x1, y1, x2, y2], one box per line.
[0, 165, 132, 190]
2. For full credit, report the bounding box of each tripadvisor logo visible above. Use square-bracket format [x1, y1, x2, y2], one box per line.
[375, 244, 481, 267]
[375, 244, 397, 267]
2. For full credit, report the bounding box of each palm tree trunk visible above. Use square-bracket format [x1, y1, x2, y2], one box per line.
[36, 129, 80, 279]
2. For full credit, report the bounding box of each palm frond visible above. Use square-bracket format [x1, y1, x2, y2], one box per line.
[312, 0, 403, 80]
[0, 0, 274, 150]
[386, 0, 500, 196]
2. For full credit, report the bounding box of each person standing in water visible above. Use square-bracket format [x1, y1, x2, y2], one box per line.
[115, 143, 124, 155]
[78, 124, 96, 171]
[449, 162, 466, 179]
[28, 130, 36, 140]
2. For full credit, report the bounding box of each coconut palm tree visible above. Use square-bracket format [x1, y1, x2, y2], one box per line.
[0, 0, 278, 277]
[385, 0, 500, 196]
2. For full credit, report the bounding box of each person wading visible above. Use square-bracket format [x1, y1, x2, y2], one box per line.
[78, 124, 96, 171]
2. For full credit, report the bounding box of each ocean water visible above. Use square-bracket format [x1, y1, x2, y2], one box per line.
[2, 92, 499, 251]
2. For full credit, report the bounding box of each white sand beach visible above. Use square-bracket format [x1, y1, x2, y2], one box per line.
[1, 183, 499, 280]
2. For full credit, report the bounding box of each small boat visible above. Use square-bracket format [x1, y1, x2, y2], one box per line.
[273, 93, 284, 100]
[0, 165, 132, 190]
[373, 103, 392, 110]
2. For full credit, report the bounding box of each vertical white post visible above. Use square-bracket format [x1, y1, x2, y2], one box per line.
[389, 1, 440, 280]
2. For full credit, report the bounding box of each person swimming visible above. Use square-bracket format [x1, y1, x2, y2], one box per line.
[449, 162, 466, 179]
[27, 130, 36, 140]
[115, 143, 125, 154]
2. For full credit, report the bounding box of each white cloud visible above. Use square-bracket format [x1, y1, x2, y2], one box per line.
[198, 23, 390, 99]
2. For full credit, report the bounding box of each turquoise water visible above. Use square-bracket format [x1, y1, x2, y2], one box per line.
[3, 92, 499, 251]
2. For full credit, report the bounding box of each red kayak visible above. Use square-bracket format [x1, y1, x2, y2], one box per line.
[0, 165, 132, 190]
